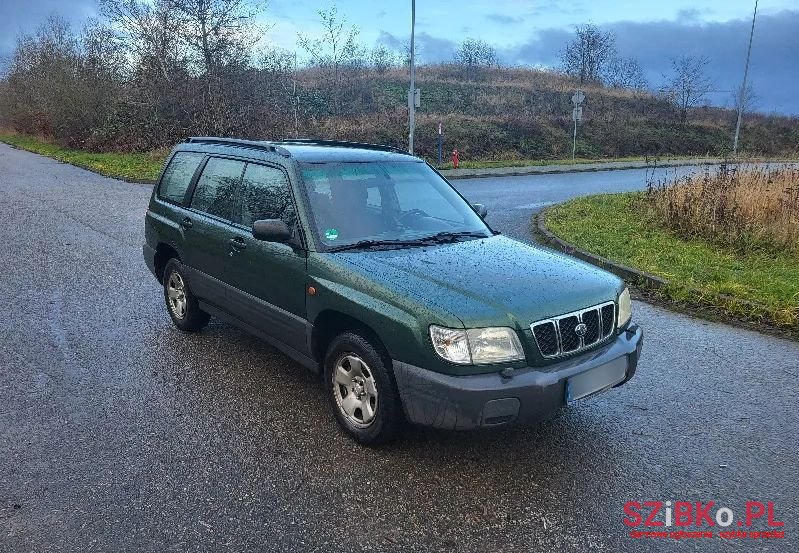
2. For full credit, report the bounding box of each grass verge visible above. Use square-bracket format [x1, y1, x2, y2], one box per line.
[0, 132, 166, 182]
[544, 193, 799, 330]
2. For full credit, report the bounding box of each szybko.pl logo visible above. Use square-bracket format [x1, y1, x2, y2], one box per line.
[624, 501, 785, 540]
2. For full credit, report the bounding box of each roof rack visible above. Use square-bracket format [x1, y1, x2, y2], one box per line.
[185, 137, 291, 157]
[276, 138, 411, 156]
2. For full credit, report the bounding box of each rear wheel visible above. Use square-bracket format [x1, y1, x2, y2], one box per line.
[324, 332, 403, 445]
[163, 259, 210, 332]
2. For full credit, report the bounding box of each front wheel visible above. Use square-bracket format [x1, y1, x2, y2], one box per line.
[324, 332, 403, 445]
[162, 259, 210, 332]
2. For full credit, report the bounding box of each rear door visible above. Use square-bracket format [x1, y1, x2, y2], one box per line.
[224, 162, 308, 353]
[181, 156, 246, 307]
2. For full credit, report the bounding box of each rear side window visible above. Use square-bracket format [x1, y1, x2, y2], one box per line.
[240, 163, 297, 228]
[158, 152, 205, 203]
[190, 157, 245, 221]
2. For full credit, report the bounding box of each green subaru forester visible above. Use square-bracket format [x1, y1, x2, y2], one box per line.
[143, 137, 643, 444]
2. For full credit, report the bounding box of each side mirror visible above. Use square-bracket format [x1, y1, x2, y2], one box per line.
[252, 219, 292, 243]
[472, 203, 488, 218]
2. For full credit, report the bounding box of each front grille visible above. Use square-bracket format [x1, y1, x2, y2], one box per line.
[531, 301, 616, 359]
[532, 322, 558, 356]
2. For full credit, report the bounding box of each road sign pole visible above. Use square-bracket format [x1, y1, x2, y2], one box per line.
[570, 90, 585, 162]
[408, 0, 416, 155]
[572, 116, 577, 162]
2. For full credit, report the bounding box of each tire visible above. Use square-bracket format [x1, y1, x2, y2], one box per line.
[324, 332, 404, 445]
[162, 259, 211, 332]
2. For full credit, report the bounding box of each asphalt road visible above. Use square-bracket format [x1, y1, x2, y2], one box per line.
[452, 164, 716, 241]
[1, 144, 797, 552]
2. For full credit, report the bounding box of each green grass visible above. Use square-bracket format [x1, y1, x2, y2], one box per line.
[544, 193, 799, 329]
[0, 132, 166, 182]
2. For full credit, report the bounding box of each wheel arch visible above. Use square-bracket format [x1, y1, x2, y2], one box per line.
[154, 243, 181, 284]
[311, 310, 390, 366]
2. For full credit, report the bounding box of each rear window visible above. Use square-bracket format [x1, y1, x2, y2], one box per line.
[158, 152, 205, 203]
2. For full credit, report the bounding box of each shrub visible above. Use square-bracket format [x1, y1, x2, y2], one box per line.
[645, 164, 799, 256]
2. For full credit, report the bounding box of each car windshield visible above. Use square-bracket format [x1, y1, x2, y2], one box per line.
[299, 161, 491, 250]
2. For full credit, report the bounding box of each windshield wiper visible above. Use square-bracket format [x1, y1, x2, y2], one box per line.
[413, 231, 489, 244]
[327, 231, 488, 252]
[327, 239, 427, 252]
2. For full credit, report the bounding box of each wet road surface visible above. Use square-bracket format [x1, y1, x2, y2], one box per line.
[1, 144, 797, 551]
[452, 164, 714, 241]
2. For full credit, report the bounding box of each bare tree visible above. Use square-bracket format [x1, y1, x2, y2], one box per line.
[454, 38, 498, 67]
[297, 5, 360, 115]
[369, 45, 399, 74]
[604, 56, 648, 91]
[99, 0, 184, 81]
[170, 0, 264, 74]
[561, 24, 616, 84]
[661, 55, 712, 122]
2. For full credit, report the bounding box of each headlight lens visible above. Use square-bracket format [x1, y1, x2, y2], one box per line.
[429, 325, 524, 365]
[617, 287, 632, 328]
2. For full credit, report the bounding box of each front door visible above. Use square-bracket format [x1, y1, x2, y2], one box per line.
[225, 162, 308, 353]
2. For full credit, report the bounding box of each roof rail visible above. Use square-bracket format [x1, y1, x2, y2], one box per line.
[277, 138, 411, 156]
[185, 136, 290, 157]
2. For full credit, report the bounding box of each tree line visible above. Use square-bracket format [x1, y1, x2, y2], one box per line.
[0, 1, 775, 157]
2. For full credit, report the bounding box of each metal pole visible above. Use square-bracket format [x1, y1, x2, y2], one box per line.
[293, 52, 299, 138]
[437, 123, 443, 165]
[733, 0, 758, 156]
[408, 0, 416, 154]
[572, 115, 577, 162]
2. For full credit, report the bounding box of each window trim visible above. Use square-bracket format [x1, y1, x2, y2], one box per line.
[185, 154, 247, 223]
[238, 160, 307, 250]
[156, 151, 208, 206]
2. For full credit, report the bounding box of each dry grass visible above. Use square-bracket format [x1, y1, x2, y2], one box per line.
[645, 164, 799, 256]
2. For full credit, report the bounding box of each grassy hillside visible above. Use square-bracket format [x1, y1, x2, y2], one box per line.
[314, 66, 799, 163]
[2, 62, 798, 163]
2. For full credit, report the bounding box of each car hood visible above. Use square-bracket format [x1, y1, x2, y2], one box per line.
[331, 235, 624, 329]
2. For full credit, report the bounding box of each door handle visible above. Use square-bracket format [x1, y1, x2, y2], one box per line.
[229, 237, 247, 251]
[180, 217, 193, 229]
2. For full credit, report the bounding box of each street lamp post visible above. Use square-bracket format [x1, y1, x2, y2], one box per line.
[408, 0, 416, 154]
[733, 0, 758, 157]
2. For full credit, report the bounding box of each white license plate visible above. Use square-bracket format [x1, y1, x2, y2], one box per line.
[566, 357, 628, 403]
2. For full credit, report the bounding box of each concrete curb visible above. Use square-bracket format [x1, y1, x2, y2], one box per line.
[440, 157, 794, 180]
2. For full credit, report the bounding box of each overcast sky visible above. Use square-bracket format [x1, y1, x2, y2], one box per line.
[1, 0, 797, 114]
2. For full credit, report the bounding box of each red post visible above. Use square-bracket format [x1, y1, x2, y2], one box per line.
[452, 149, 459, 169]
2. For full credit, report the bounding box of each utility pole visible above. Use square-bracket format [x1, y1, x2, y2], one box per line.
[293, 51, 299, 138]
[408, 0, 416, 154]
[733, 0, 758, 156]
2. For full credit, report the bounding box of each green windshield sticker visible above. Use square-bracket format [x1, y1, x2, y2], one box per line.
[324, 228, 339, 241]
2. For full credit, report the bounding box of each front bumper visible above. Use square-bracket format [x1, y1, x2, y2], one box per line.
[392, 324, 643, 430]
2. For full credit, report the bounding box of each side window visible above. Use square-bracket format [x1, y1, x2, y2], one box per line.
[158, 152, 205, 203]
[190, 157, 245, 221]
[240, 163, 297, 229]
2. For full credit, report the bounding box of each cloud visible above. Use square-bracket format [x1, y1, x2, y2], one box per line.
[377, 30, 457, 63]
[486, 14, 523, 25]
[504, 9, 799, 114]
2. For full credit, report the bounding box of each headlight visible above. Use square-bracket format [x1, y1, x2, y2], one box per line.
[429, 325, 524, 365]
[617, 287, 632, 328]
